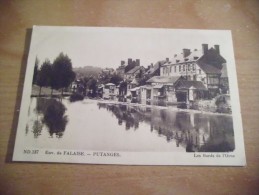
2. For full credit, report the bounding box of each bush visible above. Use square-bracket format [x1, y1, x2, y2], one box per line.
[70, 92, 84, 102]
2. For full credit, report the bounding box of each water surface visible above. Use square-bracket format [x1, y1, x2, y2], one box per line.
[24, 97, 235, 152]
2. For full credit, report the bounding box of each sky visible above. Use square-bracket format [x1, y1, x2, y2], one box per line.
[29, 26, 235, 69]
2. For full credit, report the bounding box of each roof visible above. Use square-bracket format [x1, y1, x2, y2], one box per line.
[126, 66, 144, 74]
[197, 61, 221, 74]
[164, 50, 203, 65]
[177, 80, 207, 90]
[146, 76, 182, 84]
[105, 83, 115, 86]
[153, 84, 164, 89]
[130, 78, 139, 85]
[145, 60, 165, 75]
[140, 85, 152, 90]
[130, 87, 140, 91]
[162, 48, 226, 74]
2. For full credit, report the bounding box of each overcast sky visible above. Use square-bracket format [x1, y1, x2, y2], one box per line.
[29, 26, 235, 69]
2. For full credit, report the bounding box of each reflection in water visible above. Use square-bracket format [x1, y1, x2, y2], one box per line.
[32, 98, 68, 138]
[26, 98, 234, 152]
[98, 103, 235, 152]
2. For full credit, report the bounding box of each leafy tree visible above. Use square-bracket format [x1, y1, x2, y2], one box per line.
[52, 53, 75, 96]
[36, 59, 52, 95]
[33, 57, 39, 84]
[138, 75, 150, 86]
[109, 74, 123, 86]
[87, 78, 98, 97]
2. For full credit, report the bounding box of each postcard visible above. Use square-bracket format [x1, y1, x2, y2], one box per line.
[12, 26, 246, 166]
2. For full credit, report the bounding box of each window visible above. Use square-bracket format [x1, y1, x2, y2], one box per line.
[188, 64, 190, 71]
[208, 76, 219, 85]
[174, 66, 176, 72]
[179, 65, 181, 72]
[193, 64, 196, 71]
[193, 75, 196, 81]
[183, 65, 185, 71]
[170, 66, 172, 73]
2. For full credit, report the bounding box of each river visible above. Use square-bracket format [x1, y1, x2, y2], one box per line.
[24, 97, 235, 152]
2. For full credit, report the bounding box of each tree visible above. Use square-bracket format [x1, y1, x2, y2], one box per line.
[109, 74, 123, 86]
[51, 53, 75, 96]
[36, 59, 52, 95]
[87, 78, 98, 97]
[33, 57, 39, 84]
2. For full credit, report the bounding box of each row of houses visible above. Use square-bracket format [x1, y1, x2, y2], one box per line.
[101, 43, 229, 106]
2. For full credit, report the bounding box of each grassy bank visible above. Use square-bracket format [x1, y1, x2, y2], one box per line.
[31, 85, 72, 97]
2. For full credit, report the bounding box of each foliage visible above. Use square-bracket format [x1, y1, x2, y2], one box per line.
[70, 92, 84, 102]
[42, 99, 68, 138]
[109, 74, 123, 86]
[51, 53, 76, 92]
[87, 78, 98, 97]
[33, 57, 39, 84]
[138, 75, 150, 86]
[36, 59, 52, 94]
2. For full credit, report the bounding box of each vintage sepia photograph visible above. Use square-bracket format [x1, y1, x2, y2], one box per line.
[12, 26, 246, 165]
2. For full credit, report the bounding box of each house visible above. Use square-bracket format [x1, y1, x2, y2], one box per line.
[146, 76, 185, 105]
[174, 80, 208, 103]
[220, 63, 229, 94]
[160, 44, 227, 98]
[116, 58, 141, 79]
[145, 59, 166, 77]
[116, 61, 126, 77]
[127, 77, 139, 96]
[103, 83, 117, 100]
[130, 87, 140, 103]
[140, 85, 152, 105]
[124, 66, 145, 81]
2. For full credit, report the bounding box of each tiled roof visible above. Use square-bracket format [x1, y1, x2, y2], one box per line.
[197, 61, 221, 74]
[164, 50, 203, 65]
[126, 66, 144, 74]
[177, 80, 207, 90]
[145, 60, 165, 75]
[146, 76, 182, 84]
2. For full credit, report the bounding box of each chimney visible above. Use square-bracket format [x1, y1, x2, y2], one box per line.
[183, 49, 191, 58]
[214, 45, 220, 54]
[151, 63, 153, 68]
[128, 58, 132, 65]
[166, 58, 169, 62]
[121, 60, 125, 66]
[202, 44, 208, 55]
[136, 59, 140, 66]
[174, 54, 177, 58]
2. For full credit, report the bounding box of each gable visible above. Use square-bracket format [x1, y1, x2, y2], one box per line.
[198, 48, 226, 70]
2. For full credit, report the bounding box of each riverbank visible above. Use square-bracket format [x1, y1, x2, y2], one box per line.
[31, 85, 71, 97]
[96, 99, 232, 116]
